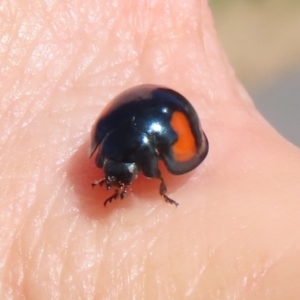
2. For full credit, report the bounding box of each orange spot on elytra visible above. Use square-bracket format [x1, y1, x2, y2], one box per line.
[170, 111, 197, 162]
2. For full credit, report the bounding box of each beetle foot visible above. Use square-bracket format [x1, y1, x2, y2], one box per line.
[92, 179, 106, 188]
[104, 189, 119, 206]
[120, 185, 128, 199]
[162, 194, 179, 207]
[159, 176, 178, 206]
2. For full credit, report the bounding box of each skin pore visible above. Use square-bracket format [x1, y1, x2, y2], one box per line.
[1, 0, 300, 299]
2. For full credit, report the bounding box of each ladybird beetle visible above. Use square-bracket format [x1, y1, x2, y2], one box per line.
[89, 84, 209, 206]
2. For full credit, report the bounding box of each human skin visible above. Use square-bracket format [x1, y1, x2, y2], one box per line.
[1, 0, 300, 299]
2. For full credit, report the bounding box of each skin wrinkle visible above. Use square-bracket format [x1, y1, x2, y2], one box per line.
[107, 221, 148, 296]
[83, 243, 101, 298]
[200, 3, 246, 107]
[2, 101, 38, 148]
[216, 226, 296, 296]
[37, 248, 61, 299]
[173, 239, 204, 296]
[55, 43, 88, 87]
[93, 246, 104, 299]
[6, 238, 24, 297]
[19, 195, 56, 279]
[13, 3, 73, 91]
[40, 240, 63, 296]
[242, 245, 297, 295]
[0, 172, 40, 281]
[67, 45, 100, 85]
[129, 2, 178, 78]
[186, 264, 206, 296]
[78, 31, 138, 88]
[0, 14, 23, 74]
[197, 215, 260, 293]
[96, 219, 118, 295]
[58, 228, 75, 298]
[12, 15, 45, 71]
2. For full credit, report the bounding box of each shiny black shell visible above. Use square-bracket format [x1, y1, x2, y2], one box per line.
[90, 84, 208, 177]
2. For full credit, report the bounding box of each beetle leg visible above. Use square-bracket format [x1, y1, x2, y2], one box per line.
[104, 189, 119, 206]
[120, 185, 128, 199]
[158, 176, 178, 207]
[91, 178, 106, 188]
[106, 182, 112, 190]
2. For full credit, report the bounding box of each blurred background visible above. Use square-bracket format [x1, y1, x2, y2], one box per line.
[210, 0, 300, 146]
